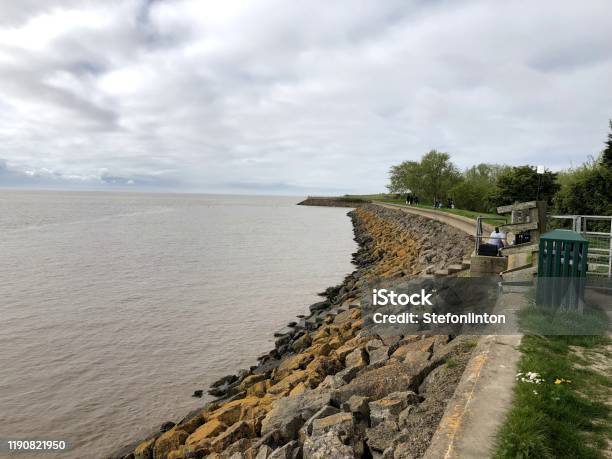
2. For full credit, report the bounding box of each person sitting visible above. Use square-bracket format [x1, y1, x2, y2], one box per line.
[489, 227, 507, 250]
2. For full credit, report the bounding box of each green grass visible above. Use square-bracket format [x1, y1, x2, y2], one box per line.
[518, 305, 610, 336]
[494, 334, 611, 459]
[446, 356, 460, 368]
[345, 193, 508, 225]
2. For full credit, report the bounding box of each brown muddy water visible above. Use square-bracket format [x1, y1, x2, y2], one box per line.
[0, 191, 356, 458]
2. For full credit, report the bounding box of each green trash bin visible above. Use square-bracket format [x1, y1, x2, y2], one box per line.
[536, 229, 589, 308]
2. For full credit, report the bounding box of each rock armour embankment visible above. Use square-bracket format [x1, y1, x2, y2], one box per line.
[111, 204, 474, 459]
[297, 197, 370, 207]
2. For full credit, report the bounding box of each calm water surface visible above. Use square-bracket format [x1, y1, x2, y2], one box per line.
[0, 191, 356, 458]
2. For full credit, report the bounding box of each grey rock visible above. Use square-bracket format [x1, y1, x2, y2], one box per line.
[332, 363, 421, 405]
[256, 445, 273, 459]
[366, 420, 399, 452]
[418, 364, 447, 395]
[369, 391, 421, 426]
[345, 348, 368, 369]
[365, 339, 384, 351]
[397, 406, 414, 428]
[317, 375, 344, 390]
[299, 405, 340, 442]
[368, 346, 390, 365]
[342, 395, 370, 418]
[261, 389, 333, 441]
[311, 412, 355, 439]
[302, 432, 354, 459]
[269, 441, 298, 459]
[335, 366, 360, 384]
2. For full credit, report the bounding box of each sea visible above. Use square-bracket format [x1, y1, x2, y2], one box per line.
[0, 191, 356, 458]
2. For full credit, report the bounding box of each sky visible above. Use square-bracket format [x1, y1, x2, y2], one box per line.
[0, 0, 611, 195]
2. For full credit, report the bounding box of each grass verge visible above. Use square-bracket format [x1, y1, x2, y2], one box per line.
[494, 334, 611, 458]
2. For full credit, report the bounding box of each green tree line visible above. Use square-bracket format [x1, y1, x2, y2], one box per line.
[387, 121, 612, 216]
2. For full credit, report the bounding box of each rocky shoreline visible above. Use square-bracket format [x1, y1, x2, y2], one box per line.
[109, 204, 474, 459]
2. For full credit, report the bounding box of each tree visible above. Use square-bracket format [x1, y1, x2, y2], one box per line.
[554, 154, 612, 216]
[418, 150, 461, 203]
[603, 119, 612, 168]
[386, 150, 459, 202]
[449, 164, 510, 212]
[491, 166, 560, 207]
[386, 161, 421, 194]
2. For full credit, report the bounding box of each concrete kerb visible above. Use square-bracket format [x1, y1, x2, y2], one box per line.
[423, 333, 522, 459]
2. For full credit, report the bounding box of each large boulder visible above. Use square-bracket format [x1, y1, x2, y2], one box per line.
[369, 391, 421, 426]
[261, 389, 333, 441]
[152, 428, 189, 459]
[274, 354, 314, 381]
[268, 440, 298, 459]
[332, 363, 422, 405]
[367, 346, 390, 366]
[366, 420, 399, 453]
[207, 397, 261, 426]
[344, 348, 368, 370]
[391, 337, 436, 361]
[134, 437, 155, 459]
[210, 421, 254, 452]
[299, 405, 340, 442]
[302, 431, 355, 459]
[310, 412, 355, 439]
[185, 419, 226, 446]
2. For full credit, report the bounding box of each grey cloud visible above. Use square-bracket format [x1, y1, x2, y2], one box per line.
[0, 0, 611, 195]
[0, 158, 178, 189]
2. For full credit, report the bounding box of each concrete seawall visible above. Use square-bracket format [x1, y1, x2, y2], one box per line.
[109, 204, 476, 459]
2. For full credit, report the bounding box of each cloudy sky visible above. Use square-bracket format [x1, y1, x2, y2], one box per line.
[0, 0, 611, 194]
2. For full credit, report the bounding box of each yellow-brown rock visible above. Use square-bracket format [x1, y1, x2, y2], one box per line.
[239, 373, 267, 392]
[308, 342, 331, 357]
[333, 309, 353, 325]
[246, 379, 270, 397]
[153, 428, 189, 459]
[292, 333, 312, 353]
[177, 413, 205, 434]
[328, 335, 343, 349]
[167, 446, 185, 459]
[289, 381, 306, 395]
[304, 355, 342, 388]
[310, 326, 331, 343]
[186, 418, 226, 446]
[207, 397, 259, 426]
[391, 336, 436, 360]
[273, 353, 314, 381]
[210, 420, 254, 452]
[268, 369, 307, 395]
[134, 437, 155, 459]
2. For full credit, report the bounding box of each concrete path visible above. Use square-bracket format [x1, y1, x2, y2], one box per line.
[374, 202, 494, 236]
[424, 292, 525, 459]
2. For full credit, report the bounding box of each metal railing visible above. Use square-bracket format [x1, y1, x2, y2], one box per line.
[549, 215, 612, 277]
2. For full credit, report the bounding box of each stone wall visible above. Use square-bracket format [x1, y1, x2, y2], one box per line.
[109, 204, 475, 459]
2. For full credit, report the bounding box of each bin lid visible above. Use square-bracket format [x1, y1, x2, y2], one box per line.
[540, 229, 586, 242]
